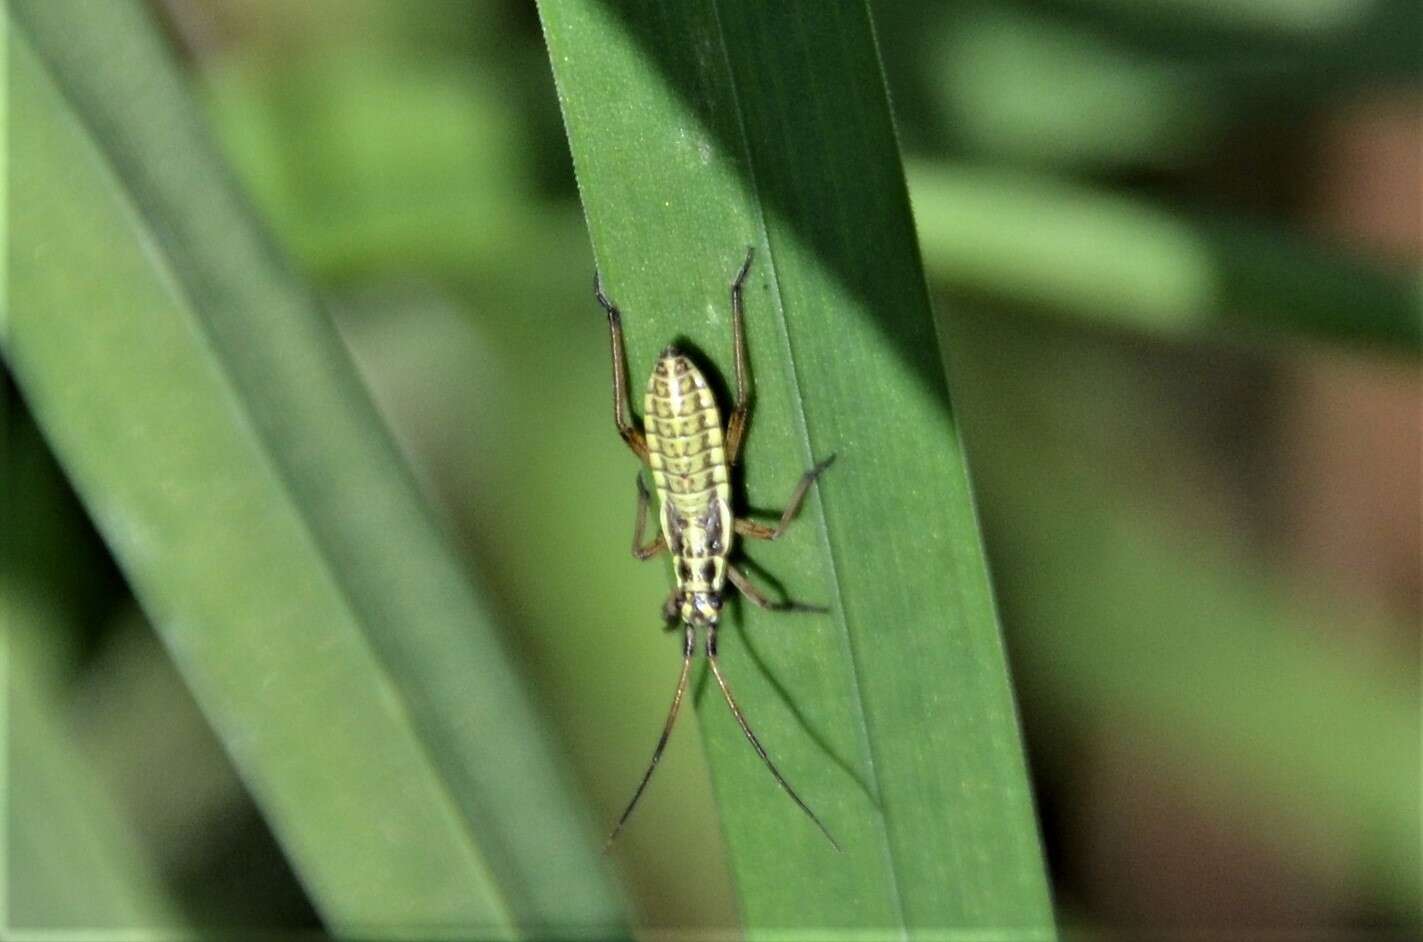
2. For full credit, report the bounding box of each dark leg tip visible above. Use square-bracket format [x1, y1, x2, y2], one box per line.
[593, 271, 618, 317]
[734, 247, 755, 285]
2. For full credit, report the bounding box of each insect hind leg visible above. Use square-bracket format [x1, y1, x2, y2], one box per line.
[726, 562, 827, 614]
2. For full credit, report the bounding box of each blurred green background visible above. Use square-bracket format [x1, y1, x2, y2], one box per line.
[5, 0, 1419, 937]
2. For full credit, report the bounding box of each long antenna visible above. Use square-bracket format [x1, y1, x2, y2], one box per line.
[604, 626, 695, 852]
[706, 637, 841, 851]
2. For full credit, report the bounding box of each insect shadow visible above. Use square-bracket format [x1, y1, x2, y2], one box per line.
[691, 554, 879, 806]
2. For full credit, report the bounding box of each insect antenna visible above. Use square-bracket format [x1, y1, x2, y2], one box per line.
[705, 636, 841, 851]
[604, 625, 695, 852]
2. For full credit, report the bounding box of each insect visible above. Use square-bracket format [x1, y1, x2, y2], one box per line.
[594, 247, 839, 851]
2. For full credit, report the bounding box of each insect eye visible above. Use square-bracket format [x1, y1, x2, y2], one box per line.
[710, 595, 722, 610]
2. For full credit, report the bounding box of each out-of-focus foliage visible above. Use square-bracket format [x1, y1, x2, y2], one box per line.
[4, 414, 188, 929]
[4, 0, 1418, 937]
[7, 0, 620, 935]
[911, 162, 1421, 350]
[945, 305, 1420, 912]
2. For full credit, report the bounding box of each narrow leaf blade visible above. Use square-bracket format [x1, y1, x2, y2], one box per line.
[538, 1, 1055, 934]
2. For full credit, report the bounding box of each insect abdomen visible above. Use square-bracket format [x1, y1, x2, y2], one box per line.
[644, 349, 732, 592]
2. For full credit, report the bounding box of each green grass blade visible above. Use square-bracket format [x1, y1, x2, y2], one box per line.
[5, 2, 622, 935]
[538, 1, 1055, 935]
[911, 163, 1423, 353]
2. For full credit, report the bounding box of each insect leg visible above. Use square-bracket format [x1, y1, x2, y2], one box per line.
[605, 624, 695, 851]
[594, 272, 650, 462]
[631, 474, 667, 560]
[735, 454, 836, 541]
[705, 625, 840, 850]
[725, 247, 755, 465]
[661, 591, 682, 627]
[726, 562, 827, 614]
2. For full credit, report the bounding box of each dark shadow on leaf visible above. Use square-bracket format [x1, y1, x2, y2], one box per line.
[723, 601, 877, 805]
[686, 555, 875, 801]
[591, 0, 961, 415]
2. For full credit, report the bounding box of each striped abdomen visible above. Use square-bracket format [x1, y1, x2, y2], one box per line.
[644, 347, 733, 600]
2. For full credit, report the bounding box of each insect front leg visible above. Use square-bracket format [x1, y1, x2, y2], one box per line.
[631, 474, 667, 560]
[725, 247, 755, 465]
[734, 454, 836, 541]
[593, 272, 650, 462]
